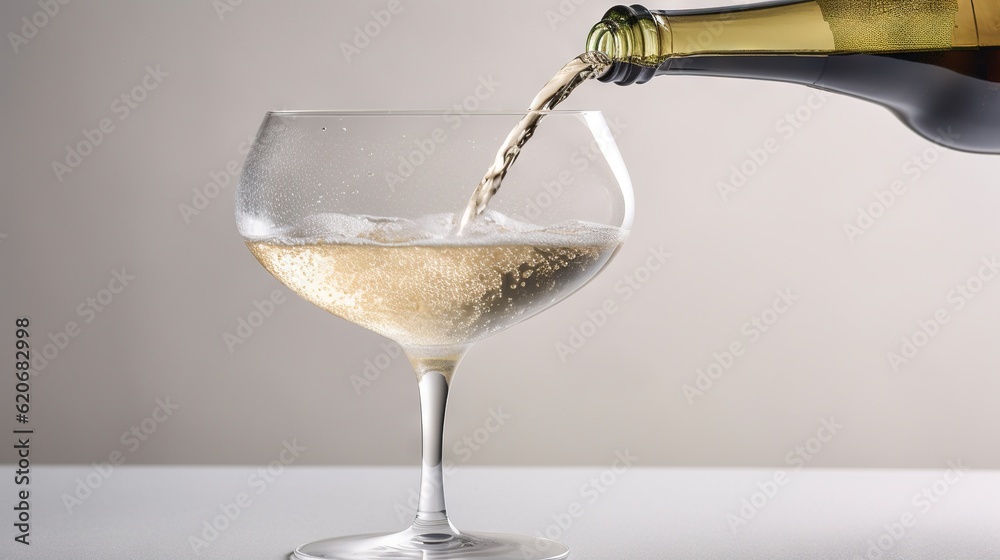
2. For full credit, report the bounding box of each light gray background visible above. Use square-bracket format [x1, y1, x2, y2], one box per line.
[2, 0, 999, 469]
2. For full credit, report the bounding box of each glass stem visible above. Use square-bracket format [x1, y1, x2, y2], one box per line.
[408, 352, 463, 538]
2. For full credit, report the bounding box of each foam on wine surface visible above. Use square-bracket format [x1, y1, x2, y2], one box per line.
[247, 211, 626, 349]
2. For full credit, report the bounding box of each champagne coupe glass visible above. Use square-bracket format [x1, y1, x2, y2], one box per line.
[236, 110, 634, 560]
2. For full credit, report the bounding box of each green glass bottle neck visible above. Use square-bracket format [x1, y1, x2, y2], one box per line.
[585, 5, 665, 85]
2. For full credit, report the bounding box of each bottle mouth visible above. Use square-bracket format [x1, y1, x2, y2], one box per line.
[586, 21, 621, 66]
[585, 5, 665, 85]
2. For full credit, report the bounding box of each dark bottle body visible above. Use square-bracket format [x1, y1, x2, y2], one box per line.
[648, 50, 1000, 153]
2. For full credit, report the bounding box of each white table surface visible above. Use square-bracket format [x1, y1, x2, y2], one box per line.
[4, 465, 998, 559]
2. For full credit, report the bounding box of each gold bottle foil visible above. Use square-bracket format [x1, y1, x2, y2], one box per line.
[817, 0, 959, 51]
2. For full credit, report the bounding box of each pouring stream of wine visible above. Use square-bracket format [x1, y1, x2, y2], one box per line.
[457, 52, 611, 233]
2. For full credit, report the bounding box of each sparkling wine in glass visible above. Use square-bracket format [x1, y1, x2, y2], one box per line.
[236, 110, 633, 559]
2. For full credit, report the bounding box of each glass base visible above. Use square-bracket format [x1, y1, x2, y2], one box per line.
[293, 528, 569, 559]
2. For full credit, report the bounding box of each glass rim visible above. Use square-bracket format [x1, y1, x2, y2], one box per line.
[264, 109, 605, 117]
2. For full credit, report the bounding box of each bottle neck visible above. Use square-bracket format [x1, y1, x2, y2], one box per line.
[587, 1, 994, 85]
[585, 5, 664, 85]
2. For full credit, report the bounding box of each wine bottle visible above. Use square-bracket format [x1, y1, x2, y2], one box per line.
[586, 1, 1000, 153]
